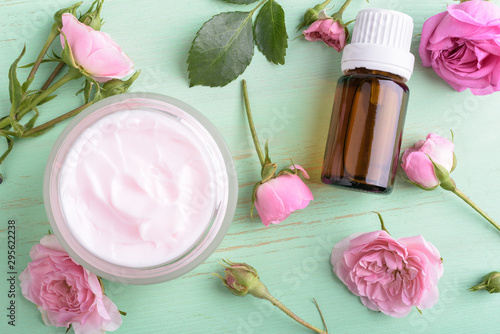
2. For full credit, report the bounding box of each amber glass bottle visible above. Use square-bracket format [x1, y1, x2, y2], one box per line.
[322, 69, 409, 193]
[321, 9, 415, 194]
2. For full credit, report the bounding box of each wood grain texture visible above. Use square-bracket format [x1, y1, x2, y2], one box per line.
[1, 0, 500, 333]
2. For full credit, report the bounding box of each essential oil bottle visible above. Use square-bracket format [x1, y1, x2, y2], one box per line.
[321, 9, 415, 194]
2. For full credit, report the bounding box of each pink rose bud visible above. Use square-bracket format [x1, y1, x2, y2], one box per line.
[254, 165, 314, 227]
[419, 0, 500, 95]
[297, 0, 334, 31]
[215, 260, 267, 298]
[214, 259, 328, 333]
[19, 235, 122, 333]
[303, 19, 348, 52]
[401, 133, 455, 189]
[60, 13, 134, 83]
[331, 230, 443, 318]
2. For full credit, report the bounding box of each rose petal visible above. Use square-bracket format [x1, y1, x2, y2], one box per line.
[254, 181, 287, 226]
[80, 48, 134, 82]
[60, 14, 93, 63]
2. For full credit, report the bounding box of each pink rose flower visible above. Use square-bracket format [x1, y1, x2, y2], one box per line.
[331, 230, 443, 318]
[60, 13, 134, 83]
[303, 19, 347, 52]
[19, 235, 122, 333]
[254, 165, 314, 227]
[419, 0, 500, 95]
[401, 133, 455, 189]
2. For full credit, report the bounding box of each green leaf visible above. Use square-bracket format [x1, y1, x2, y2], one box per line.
[23, 108, 39, 131]
[19, 59, 59, 69]
[9, 45, 26, 111]
[451, 152, 457, 172]
[188, 12, 254, 87]
[21, 76, 35, 93]
[277, 168, 295, 176]
[51, 50, 62, 60]
[223, 0, 260, 4]
[38, 95, 57, 106]
[401, 175, 438, 191]
[263, 140, 272, 164]
[9, 119, 23, 137]
[60, 32, 78, 69]
[261, 162, 277, 182]
[83, 79, 93, 103]
[254, 0, 288, 65]
[17, 93, 38, 114]
[250, 181, 261, 219]
[0, 132, 14, 165]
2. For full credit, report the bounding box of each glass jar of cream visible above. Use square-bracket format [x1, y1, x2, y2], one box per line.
[44, 93, 238, 284]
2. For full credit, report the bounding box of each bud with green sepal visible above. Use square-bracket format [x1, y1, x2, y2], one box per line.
[79, 0, 104, 31]
[213, 260, 264, 298]
[469, 272, 500, 293]
[96, 70, 141, 101]
[214, 260, 328, 334]
[428, 155, 456, 192]
[402, 133, 500, 234]
[260, 142, 277, 183]
[297, 0, 333, 31]
[242, 80, 313, 226]
[54, 2, 82, 29]
[60, 32, 79, 71]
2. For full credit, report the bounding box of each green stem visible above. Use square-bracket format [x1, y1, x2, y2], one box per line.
[313, 298, 328, 333]
[27, 24, 59, 82]
[336, 0, 352, 17]
[373, 211, 390, 235]
[23, 101, 93, 137]
[17, 68, 81, 121]
[0, 68, 81, 130]
[264, 293, 327, 334]
[41, 62, 66, 91]
[32, 68, 81, 107]
[242, 80, 265, 167]
[451, 188, 500, 233]
[321, 0, 333, 7]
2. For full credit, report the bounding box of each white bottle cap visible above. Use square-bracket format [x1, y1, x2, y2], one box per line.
[341, 8, 415, 81]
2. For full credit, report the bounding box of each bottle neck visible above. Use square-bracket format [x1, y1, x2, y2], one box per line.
[344, 68, 407, 83]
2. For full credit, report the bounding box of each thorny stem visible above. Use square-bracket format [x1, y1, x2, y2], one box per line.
[242, 80, 265, 167]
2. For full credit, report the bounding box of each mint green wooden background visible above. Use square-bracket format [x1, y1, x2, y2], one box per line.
[1, 0, 499, 333]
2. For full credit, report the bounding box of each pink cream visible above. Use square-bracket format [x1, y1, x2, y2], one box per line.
[58, 109, 216, 268]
